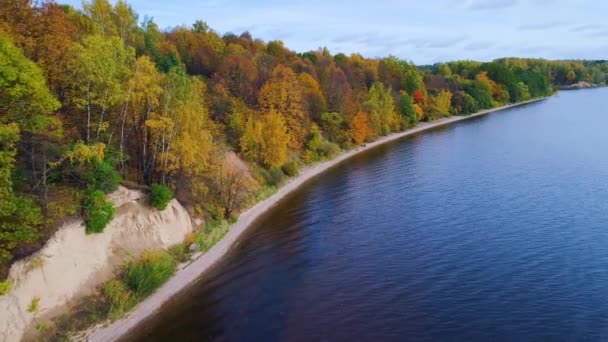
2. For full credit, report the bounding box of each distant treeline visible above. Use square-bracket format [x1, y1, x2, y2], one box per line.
[1, 0, 607, 275]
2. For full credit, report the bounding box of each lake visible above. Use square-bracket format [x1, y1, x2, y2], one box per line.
[131, 89, 608, 341]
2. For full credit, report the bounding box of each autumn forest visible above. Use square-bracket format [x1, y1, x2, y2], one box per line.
[2, 0, 608, 277]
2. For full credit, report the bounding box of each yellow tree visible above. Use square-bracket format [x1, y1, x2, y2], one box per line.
[259, 65, 309, 149]
[364, 82, 399, 137]
[260, 110, 289, 168]
[123, 56, 163, 179]
[427, 90, 452, 120]
[298, 72, 327, 121]
[146, 67, 212, 186]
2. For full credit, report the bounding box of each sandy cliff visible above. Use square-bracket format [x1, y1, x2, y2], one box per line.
[0, 186, 193, 342]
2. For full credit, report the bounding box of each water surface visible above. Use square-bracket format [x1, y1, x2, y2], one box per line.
[133, 89, 608, 341]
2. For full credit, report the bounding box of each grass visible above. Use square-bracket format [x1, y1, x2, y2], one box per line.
[28, 296, 40, 313]
[123, 250, 176, 298]
[195, 219, 230, 252]
[254, 185, 278, 202]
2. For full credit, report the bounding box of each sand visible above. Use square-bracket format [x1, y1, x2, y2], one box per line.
[84, 97, 548, 341]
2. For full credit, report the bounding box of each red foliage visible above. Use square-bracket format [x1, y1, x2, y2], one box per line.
[412, 90, 425, 104]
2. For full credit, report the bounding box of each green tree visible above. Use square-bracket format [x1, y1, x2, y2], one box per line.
[70, 34, 134, 143]
[0, 124, 42, 262]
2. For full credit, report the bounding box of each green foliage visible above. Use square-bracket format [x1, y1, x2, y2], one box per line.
[195, 219, 230, 252]
[281, 161, 299, 177]
[0, 123, 42, 263]
[168, 244, 189, 263]
[319, 112, 349, 147]
[86, 161, 122, 194]
[304, 124, 340, 163]
[397, 93, 417, 127]
[0, 280, 11, 295]
[0, 34, 60, 132]
[259, 167, 286, 187]
[123, 250, 175, 298]
[28, 296, 40, 313]
[254, 185, 278, 202]
[150, 183, 173, 210]
[102, 279, 136, 319]
[84, 190, 115, 234]
[364, 82, 398, 136]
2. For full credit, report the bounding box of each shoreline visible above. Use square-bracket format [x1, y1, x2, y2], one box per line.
[84, 96, 549, 341]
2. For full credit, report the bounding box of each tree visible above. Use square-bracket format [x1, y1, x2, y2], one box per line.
[69, 34, 135, 143]
[260, 110, 289, 168]
[412, 90, 425, 105]
[397, 92, 417, 127]
[0, 123, 42, 262]
[259, 65, 309, 149]
[320, 112, 348, 146]
[427, 90, 452, 120]
[364, 82, 398, 136]
[122, 56, 163, 178]
[209, 153, 257, 218]
[298, 72, 327, 121]
[351, 112, 371, 145]
[0, 34, 60, 132]
[146, 67, 213, 185]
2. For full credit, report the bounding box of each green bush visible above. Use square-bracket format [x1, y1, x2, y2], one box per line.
[84, 190, 115, 234]
[150, 183, 173, 210]
[0, 280, 11, 295]
[254, 186, 277, 202]
[103, 279, 136, 319]
[86, 161, 122, 194]
[195, 219, 230, 252]
[259, 167, 285, 186]
[281, 161, 299, 177]
[124, 250, 175, 298]
[318, 141, 340, 159]
[28, 296, 40, 313]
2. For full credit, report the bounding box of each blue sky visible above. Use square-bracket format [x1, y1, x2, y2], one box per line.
[61, 0, 608, 64]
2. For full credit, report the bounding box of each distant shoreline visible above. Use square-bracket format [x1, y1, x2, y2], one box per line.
[84, 95, 550, 342]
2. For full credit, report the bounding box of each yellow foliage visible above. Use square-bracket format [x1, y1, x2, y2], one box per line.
[260, 110, 289, 168]
[413, 104, 424, 121]
[259, 65, 309, 149]
[65, 142, 105, 165]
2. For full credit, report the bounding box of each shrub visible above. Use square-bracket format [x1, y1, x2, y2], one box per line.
[28, 296, 40, 313]
[86, 161, 122, 194]
[103, 279, 136, 319]
[0, 280, 11, 295]
[195, 219, 230, 252]
[281, 161, 299, 177]
[318, 141, 340, 159]
[168, 244, 189, 263]
[123, 250, 175, 298]
[150, 183, 173, 210]
[84, 190, 115, 234]
[254, 185, 277, 202]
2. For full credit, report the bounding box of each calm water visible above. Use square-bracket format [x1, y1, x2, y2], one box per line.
[132, 89, 608, 341]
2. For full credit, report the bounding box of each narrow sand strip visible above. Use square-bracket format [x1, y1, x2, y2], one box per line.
[85, 96, 548, 341]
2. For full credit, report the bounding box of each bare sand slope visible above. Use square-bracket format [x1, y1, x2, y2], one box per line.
[0, 187, 193, 342]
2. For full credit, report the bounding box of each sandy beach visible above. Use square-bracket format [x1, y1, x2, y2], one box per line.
[84, 96, 548, 341]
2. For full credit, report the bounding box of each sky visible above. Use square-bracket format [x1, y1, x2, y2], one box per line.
[60, 0, 608, 64]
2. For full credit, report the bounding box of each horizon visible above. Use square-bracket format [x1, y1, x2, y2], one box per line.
[60, 0, 608, 64]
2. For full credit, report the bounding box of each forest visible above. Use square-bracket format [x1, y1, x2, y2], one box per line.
[2, 0, 608, 278]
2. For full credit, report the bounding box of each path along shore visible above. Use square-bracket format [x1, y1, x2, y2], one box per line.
[84, 96, 549, 341]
